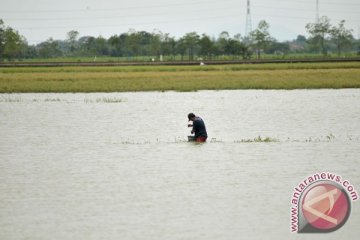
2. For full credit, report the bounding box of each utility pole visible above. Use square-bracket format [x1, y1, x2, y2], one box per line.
[316, 0, 319, 22]
[245, 0, 252, 36]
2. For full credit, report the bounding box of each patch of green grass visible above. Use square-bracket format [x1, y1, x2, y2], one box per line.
[0, 62, 360, 92]
[3, 53, 358, 63]
[1, 62, 359, 74]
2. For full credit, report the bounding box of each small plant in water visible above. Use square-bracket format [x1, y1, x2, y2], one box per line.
[235, 136, 279, 143]
[0, 96, 22, 102]
[84, 97, 125, 103]
[326, 133, 335, 141]
[98, 97, 123, 103]
[174, 137, 187, 143]
[44, 98, 61, 102]
[96, 97, 124, 103]
[210, 138, 222, 143]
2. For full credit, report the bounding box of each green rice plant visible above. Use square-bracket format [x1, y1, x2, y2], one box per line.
[1, 62, 359, 74]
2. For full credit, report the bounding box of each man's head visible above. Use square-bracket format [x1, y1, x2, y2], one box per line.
[188, 113, 195, 121]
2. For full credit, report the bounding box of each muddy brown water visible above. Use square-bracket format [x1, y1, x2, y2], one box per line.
[1, 90, 359, 240]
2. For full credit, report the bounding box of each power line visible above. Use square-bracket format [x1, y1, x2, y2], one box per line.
[252, 13, 358, 22]
[3, 2, 358, 22]
[274, 0, 360, 6]
[252, 4, 360, 14]
[0, 0, 238, 14]
[1, 0, 359, 15]
[5, 2, 359, 22]
[14, 14, 242, 30]
[13, 11, 358, 32]
[2, 5, 241, 22]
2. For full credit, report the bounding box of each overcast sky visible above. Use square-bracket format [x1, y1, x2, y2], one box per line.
[1, 0, 359, 44]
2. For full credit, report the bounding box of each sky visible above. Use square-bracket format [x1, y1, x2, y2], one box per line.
[0, 0, 359, 44]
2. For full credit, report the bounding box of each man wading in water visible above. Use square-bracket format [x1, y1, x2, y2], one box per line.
[187, 113, 208, 142]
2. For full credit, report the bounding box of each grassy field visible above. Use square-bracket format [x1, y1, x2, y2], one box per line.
[2, 53, 359, 63]
[0, 62, 360, 92]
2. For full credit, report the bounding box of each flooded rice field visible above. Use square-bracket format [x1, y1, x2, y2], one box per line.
[1, 90, 359, 240]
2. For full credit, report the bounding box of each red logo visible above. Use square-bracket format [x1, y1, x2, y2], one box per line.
[301, 183, 350, 231]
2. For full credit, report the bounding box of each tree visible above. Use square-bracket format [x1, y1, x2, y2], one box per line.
[295, 35, 307, 44]
[160, 33, 176, 59]
[330, 20, 353, 56]
[224, 39, 239, 58]
[23, 45, 37, 59]
[0, 19, 5, 59]
[108, 35, 121, 56]
[149, 30, 162, 57]
[287, 35, 307, 53]
[233, 33, 242, 41]
[66, 30, 79, 54]
[199, 34, 215, 60]
[3, 27, 24, 60]
[77, 36, 96, 56]
[175, 38, 187, 61]
[37, 38, 62, 58]
[305, 16, 331, 55]
[225, 39, 251, 59]
[137, 31, 152, 56]
[250, 20, 272, 59]
[94, 36, 109, 56]
[217, 31, 230, 55]
[124, 29, 141, 57]
[181, 32, 200, 60]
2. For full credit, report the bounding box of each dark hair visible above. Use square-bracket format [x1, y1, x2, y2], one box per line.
[188, 113, 195, 120]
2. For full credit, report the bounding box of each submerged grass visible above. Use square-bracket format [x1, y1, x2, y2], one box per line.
[235, 136, 280, 143]
[0, 95, 22, 102]
[44, 98, 61, 102]
[0, 62, 360, 92]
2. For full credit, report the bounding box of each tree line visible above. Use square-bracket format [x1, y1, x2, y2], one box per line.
[0, 17, 358, 61]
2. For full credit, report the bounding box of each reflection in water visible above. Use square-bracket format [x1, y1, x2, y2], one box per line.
[0, 90, 359, 240]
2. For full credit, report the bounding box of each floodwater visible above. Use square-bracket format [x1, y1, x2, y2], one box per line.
[0, 90, 359, 240]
